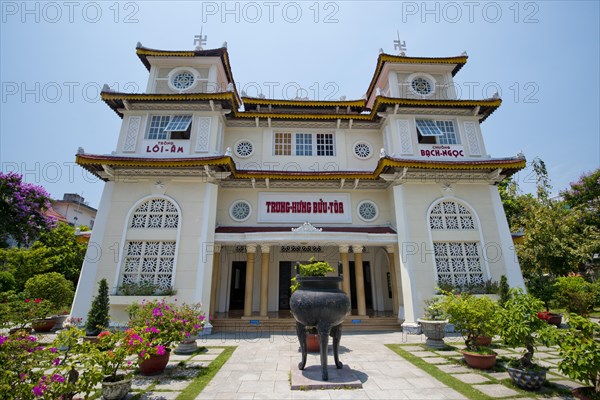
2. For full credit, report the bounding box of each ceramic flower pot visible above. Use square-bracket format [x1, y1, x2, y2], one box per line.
[546, 313, 562, 327]
[475, 335, 492, 347]
[571, 387, 597, 400]
[31, 318, 56, 332]
[101, 375, 132, 400]
[417, 319, 448, 349]
[461, 350, 497, 370]
[507, 366, 547, 390]
[138, 348, 171, 376]
[174, 335, 199, 355]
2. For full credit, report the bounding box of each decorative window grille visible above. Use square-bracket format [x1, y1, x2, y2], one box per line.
[280, 246, 323, 253]
[357, 201, 378, 222]
[235, 140, 254, 157]
[411, 77, 433, 95]
[429, 201, 475, 230]
[130, 199, 179, 229]
[230, 201, 251, 222]
[122, 240, 176, 290]
[353, 142, 372, 159]
[434, 242, 484, 287]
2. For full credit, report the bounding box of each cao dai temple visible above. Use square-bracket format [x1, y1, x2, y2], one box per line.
[71, 42, 526, 333]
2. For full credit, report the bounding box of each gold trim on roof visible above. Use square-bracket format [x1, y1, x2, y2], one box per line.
[136, 49, 197, 57]
[243, 98, 366, 108]
[77, 154, 525, 182]
[101, 92, 235, 102]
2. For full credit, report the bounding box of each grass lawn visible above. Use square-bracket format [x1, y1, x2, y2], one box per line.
[386, 343, 576, 400]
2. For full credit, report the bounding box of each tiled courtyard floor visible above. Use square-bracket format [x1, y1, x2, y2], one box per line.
[28, 329, 587, 399]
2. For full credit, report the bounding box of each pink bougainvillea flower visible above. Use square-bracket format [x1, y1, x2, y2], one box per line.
[156, 345, 166, 355]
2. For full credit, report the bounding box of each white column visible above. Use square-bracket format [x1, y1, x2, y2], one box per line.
[385, 245, 400, 317]
[489, 185, 526, 289]
[70, 182, 114, 322]
[209, 244, 222, 319]
[339, 245, 350, 295]
[392, 184, 420, 333]
[259, 244, 270, 318]
[194, 183, 219, 308]
[352, 245, 367, 317]
[243, 244, 257, 317]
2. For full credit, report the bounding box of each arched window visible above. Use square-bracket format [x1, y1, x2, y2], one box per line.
[119, 197, 180, 291]
[428, 200, 484, 287]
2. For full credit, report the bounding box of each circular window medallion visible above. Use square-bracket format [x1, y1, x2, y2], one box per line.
[411, 77, 432, 95]
[353, 141, 372, 159]
[234, 140, 254, 158]
[168, 68, 197, 92]
[357, 200, 378, 222]
[230, 200, 252, 222]
[172, 72, 195, 90]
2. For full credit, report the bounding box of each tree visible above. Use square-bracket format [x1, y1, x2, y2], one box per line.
[0, 247, 51, 290]
[0, 172, 55, 247]
[516, 200, 600, 276]
[24, 272, 75, 310]
[31, 222, 87, 286]
[561, 168, 600, 229]
[85, 279, 110, 336]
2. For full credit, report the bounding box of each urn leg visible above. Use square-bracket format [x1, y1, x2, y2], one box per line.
[331, 324, 343, 369]
[295, 322, 307, 370]
[317, 323, 331, 381]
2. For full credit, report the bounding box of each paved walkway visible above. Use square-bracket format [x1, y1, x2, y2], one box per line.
[26, 329, 583, 399]
[198, 331, 464, 400]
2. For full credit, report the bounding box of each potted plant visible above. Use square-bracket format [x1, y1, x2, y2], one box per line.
[24, 272, 75, 329]
[417, 296, 448, 349]
[29, 297, 58, 332]
[85, 279, 110, 337]
[440, 290, 499, 369]
[1, 291, 54, 333]
[554, 314, 600, 399]
[497, 288, 553, 390]
[93, 330, 135, 400]
[126, 299, 206, 375]
[527, 274, 562, 327]
[289, 258, 350, 381]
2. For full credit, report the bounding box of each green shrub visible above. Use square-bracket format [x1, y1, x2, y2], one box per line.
[498, 275, 510, 307]
[554, 276, 595, 316]
[555, 314, 600, 394]
[422, 296, 446, 321]
[0, 271, 16, 292]
[290, 257, 335, 293]
[24, 272, 74, 310]
[497, 288, 553, 369]
[85, 278, 110, 336]
[440, 291, 499, 350]
[525, 274, 556, 311]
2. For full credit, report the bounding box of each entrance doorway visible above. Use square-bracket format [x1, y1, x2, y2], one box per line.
[278, 262, 293, 310]
[349, 261, 373, 310]
[229, 261, 246, 310]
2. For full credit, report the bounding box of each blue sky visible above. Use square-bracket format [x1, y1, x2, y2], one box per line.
[1, 1, 598, 208]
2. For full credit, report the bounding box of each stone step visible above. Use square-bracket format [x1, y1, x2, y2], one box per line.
[211, 317, 403, 333]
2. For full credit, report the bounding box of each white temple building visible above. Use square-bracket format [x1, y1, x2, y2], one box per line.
[71, 42, 526, 333]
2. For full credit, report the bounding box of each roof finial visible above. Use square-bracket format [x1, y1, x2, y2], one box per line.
[136, 41, 143, 49]
[393, 30, 407, 56]
[461, 50, 468, 56]
[222, 41, 228, 48]
[194, 27, 207, 50]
